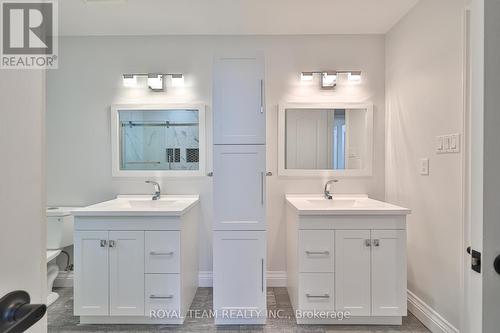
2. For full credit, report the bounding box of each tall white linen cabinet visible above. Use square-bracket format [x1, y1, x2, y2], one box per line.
[212, 55, 267, 325]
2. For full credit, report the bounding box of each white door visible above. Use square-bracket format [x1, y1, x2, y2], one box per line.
[213, 231, 266, 318]
[213, 145, 266, 231]
[335, 230, 371, 316]
[371, 230, 407, 316]
[74, 231, 109, 316]
[285, 109, 329, 169]
[468, 1, 500, 332]
[213, 56, 265, 145]
[109, 231, 145, 316]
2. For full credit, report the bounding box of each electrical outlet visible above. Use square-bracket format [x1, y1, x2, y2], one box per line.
[419, 158, 430, 176]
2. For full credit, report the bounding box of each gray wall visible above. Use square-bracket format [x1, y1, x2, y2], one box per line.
[46, 35, 386, 273]
[385, 0, 466, 329]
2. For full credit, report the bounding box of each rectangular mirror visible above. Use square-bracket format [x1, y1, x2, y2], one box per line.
[111, 104, 206, 177]
[278, 103, 373, 177]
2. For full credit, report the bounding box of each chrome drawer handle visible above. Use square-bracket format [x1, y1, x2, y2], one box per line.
[373, 239, 380, 247]
[100, 240, 107, 247]
[365, 239, 372, 247]
[108, 240, 116, 248]
[149, 294, 174, 299]
[306, 293, 330, 299]
[150, 251, 174, 256]
[305, 251, 330, 255]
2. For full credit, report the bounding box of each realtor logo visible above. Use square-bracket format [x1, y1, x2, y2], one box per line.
[1, 0, 58, 69]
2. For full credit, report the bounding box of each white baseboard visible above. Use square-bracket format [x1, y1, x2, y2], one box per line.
[198, 271, 287, 288]
[407, 290, 459, 333]
[54, 270, 74, 288]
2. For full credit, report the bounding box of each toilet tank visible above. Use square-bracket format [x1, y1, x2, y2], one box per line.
[46, 207, 79, 250]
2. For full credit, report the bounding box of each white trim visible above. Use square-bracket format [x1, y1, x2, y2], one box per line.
[407, 290, 459, 333]
[198, 271, 287, 288]
[110, 103, 207, 178]
[277, 102, 374, 178]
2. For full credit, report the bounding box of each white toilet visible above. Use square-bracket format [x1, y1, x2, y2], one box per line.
[46, 206, 79, 306]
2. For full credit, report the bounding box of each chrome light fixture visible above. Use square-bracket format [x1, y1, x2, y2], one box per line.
[347, 71, 362, 82]
[300, 72, 314, 82]
[171, 74, 185, 87]
[122, 73, 184, 91]
[122, 74, 138, 88]
[321, 72, 337, 89]
[147, 74, 163, 91]
[300, 70, 362, 89]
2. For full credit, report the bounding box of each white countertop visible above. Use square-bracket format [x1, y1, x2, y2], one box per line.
[286, 194, 410, 216]
[72, 195, 200, 217]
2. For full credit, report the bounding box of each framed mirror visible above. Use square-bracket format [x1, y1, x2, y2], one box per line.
[111, 104, 206, 177]
[278, 103, 373, 177]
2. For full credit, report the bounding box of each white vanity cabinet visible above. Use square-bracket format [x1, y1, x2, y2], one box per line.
[72, 196, 199, 325]
[286, 195, 409, 325]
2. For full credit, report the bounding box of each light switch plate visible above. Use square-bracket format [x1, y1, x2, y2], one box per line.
[420, 158, 429, 176]
[437, 133, 461, 154]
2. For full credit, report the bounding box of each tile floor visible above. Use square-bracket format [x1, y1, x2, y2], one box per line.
[48, 288, 430, 332]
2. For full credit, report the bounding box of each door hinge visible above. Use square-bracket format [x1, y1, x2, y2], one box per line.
[467, 246, 481, 273]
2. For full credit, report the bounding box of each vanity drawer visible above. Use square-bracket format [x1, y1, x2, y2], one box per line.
[298, 273, 334, 311]
[145, 274, 180, 316]
[299, 230, 334, 272]
[145, 231, 180, 273]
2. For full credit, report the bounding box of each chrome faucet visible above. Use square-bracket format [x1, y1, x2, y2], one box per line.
[145, 181, 161, 200]
[324, 179, 339, 199]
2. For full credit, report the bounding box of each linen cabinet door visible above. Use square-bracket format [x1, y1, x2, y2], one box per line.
[371, 229, 407, 316]
[213, 145, 266, 231]
[213, 231, 266, 324]
[74, 230, 109, 316]
[335, 230, 371, 316]
[213, 56, 265, 145]
[109, 231, 145, 316]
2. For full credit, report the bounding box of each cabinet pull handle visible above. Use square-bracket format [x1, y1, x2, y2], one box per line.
[150, 251, 174, 256]
[260, 80, 264, 114]
[305, 251, 330, 255]
[373, 239, 380, 247]
[260, 172, 264, 205]
[306, 293, 330, 299]
[261, 258, 264, 293]
[100, 240, 107, 247]
[364, 239, 371, 247]
[109, 240, 116, 248]
[207, 172, 213, 177]
[149, 294, 174, 299]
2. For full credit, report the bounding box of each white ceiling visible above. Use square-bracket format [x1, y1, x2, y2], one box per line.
[59, 0, 419, 36]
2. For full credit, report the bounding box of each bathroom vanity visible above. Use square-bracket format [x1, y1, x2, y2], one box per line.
[72, 195, 199, 324]
[286, 194, 410, 325]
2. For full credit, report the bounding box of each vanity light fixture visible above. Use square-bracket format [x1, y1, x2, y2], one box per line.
[321, 72, 337, 89]
[171, 74, 185, 87]
[122, 74, 138, 88]
[147, 74, 163, 91]
[300, 72, 314, 81]
[347, 71, 362, 81]
[300, 70, 362, 89]
[122, 73, 184, 91]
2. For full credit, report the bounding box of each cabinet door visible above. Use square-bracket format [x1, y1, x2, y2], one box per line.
[213, 145, 266, 231]
[109, 231, 145, 316]
[335, 230, 371, 316]
[213, 231, 266, 320]
[213, 56, 265, 145]
[74, 231, 109, 316]
[371, 230, 407, 316]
